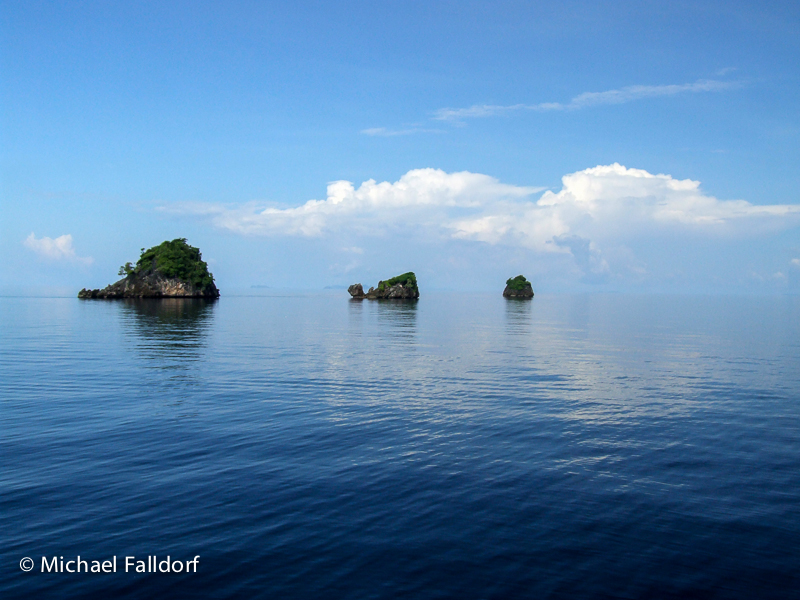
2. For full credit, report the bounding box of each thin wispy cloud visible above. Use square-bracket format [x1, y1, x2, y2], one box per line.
[434, 78, 741, 122]
[361, 127, 445, 137]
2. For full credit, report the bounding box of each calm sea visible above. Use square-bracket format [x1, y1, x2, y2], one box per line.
[2, 292, 799, 599]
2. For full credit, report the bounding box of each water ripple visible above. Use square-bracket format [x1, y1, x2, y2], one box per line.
[2, 293, 799, 598]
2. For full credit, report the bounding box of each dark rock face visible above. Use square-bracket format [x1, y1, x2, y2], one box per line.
[348, 279, 419, 300]
[347, 283, 365, 298]
[79, 271, 220, 299]
[503, 275, 534, 298]
[80, 238, 219, 299]
[502, 283, 534, 298]
[368, 283, 418, 299]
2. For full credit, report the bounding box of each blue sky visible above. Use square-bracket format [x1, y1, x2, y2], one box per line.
[2, 0, 799, 293]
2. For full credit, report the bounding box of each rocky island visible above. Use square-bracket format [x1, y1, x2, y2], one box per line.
[503, 275, 534, 298]
[79, 238, 220, 299]
[348, 272, 419, 299]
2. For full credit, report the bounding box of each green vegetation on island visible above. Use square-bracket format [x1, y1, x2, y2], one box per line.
[503, 274, 534, 298]
[377, 272, 418, 294]
[349, 271, 419, 299]
[505, 275, 530, 291]
[124, 238, 216, 289]
[80, 238, 219, 299]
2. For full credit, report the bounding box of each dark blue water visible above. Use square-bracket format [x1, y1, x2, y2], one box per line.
[2, 293, 799, 599]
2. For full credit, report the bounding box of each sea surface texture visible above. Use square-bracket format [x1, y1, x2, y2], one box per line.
[2, 293, 799, 599]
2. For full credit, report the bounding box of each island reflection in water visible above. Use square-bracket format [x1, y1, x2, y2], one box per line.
[375, 299, 417, 337]
[118, 298, 217, 380]
[504, 296, 533, 336]
[348, 298, 418, 344]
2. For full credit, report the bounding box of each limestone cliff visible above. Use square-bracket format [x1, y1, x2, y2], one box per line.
[348, 272, 419, 299]
[79, 238, 220, 299]
[502, 275, 534, 298]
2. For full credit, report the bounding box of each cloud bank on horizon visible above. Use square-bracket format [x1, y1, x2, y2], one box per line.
[160, 163, 799, 243]
[158, 169, 543, 237]
[158, 164, 800, 286]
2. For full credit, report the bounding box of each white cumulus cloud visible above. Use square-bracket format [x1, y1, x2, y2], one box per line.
[450, 163, 800, 251]
[24, 233, 93, 264]
[159, 168, 543, 237]
[158, 164, 800, 283]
